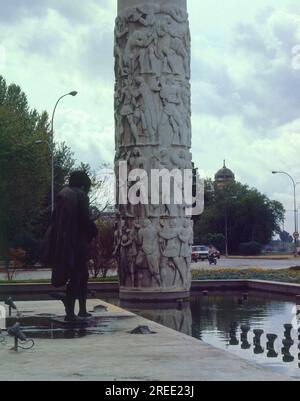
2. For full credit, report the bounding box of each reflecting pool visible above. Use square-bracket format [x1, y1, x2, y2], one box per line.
[118, 291, 300, 379]
[4, 290, 300, 378]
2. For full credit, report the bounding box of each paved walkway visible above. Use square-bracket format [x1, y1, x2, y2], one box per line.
[0, 300, 291, 381]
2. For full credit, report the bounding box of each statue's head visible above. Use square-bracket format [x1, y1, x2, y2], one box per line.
[178, 150, 186, 160]
[183, 220, 189, 228]
[159, 219, 166, 227]
[160, 148, 168, 160]
[142, 219, 151, 228]
[69, 171, 91, 194]
[132, 147, 141, 157]
[169, 220, 177, 228]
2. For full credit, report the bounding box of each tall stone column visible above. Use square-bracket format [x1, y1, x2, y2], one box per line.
[114, 0, 193, 301]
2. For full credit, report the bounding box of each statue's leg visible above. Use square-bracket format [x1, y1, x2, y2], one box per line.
[185, 257, 191, 289]
[78, 263, 92, 318]
[148, 255, 161, 287]
[65, 270, 79, 322]
[137, 268, 143, 287]
[160, 256, 169, 288]
[127, 115, 139, 144]
[129, 257, 135, 287]
[173, 257, 185, 287]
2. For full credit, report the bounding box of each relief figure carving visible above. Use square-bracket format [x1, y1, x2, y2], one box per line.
[136, 219, 161, 287]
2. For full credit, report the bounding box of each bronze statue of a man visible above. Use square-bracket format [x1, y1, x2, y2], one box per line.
[42, 171, 98, 321]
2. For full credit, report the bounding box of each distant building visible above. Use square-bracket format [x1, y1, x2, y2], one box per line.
[214, 160, 235, 188]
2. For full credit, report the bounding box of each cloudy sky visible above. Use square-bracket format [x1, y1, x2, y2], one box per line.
[1, 0, 300, 233]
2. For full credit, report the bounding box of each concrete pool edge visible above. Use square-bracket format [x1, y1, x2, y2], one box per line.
[1, 280, 300, 298]
[0, 299, 293, 381]
[192, 280, 300, 296]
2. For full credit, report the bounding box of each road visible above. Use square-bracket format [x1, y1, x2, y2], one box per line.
[0, 258, 298, 281]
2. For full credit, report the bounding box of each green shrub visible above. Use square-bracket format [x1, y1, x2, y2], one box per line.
[239, 241, 262, 256]
[90, 219, 116, 278]
[10, 232, 41, 266]
[202, 233, 225, 252]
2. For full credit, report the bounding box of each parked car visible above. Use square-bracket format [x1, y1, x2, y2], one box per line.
[192, 245, 209, 262]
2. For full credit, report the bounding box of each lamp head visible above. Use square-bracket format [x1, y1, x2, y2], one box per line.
[272, 171, 278, 175]
[69, 91, 78, 97]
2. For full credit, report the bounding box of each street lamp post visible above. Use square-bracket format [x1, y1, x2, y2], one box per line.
[272, 171, 299, 254]
[36, 91, 78, 213]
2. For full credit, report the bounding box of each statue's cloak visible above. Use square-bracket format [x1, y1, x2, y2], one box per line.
[41, 187, 97, 288]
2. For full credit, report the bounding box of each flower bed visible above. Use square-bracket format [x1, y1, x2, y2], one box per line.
[192, 268, 300, 284]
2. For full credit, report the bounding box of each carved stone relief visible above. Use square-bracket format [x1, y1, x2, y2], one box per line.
[115, 1, 193, 292]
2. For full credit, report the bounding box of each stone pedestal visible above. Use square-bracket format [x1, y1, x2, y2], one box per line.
[114, 0, 193, 301]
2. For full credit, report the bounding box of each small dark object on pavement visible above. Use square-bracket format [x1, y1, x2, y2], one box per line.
[130, 326, 156, 335]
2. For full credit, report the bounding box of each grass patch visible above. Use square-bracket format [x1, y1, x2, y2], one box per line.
[192, 268, 300, 284]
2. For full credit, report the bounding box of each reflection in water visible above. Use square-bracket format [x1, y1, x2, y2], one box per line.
[109, 292, 300, 378]
[267, 349, 279, 358]
[5, 316, 121, 339]
[284, 324, 293, 339]
[266, 333, 278, 359]
[119, 293, 300, 378]
[229, 322, 239, 346]
[241, 337, 251, 350]
[253, 330, 264, 354]
[282, 339, 294, 363]
[121, 301, 192, 336]
[188, 293, 300, 379]
[240, 325, 251, 350]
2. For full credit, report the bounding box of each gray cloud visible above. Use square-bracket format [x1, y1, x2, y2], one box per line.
[81, 28, 114, 81]
[21, 30, 61, 58]
[235, 23, 277, 59]
[2, 0, 300, 234]
[0, 0, 112, 25]
[0, 0, 49, 23]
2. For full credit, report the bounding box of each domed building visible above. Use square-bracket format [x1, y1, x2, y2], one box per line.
[214, 161, 235, 188]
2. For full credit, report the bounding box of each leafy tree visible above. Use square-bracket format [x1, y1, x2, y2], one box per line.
[202, 233, 225, 253]
[90, 219, 116, 278]
[0, 76, 96, 261]
[194, 180, 285, 253]
[239, 241, 263, 256]
[0, 76, 51, 255]
[279, 230, 293, 244]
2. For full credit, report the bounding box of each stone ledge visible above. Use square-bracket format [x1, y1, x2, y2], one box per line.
[1, 280, 300, 299]
[120, 288, 190, 302]
[192, 280, 300, 296]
